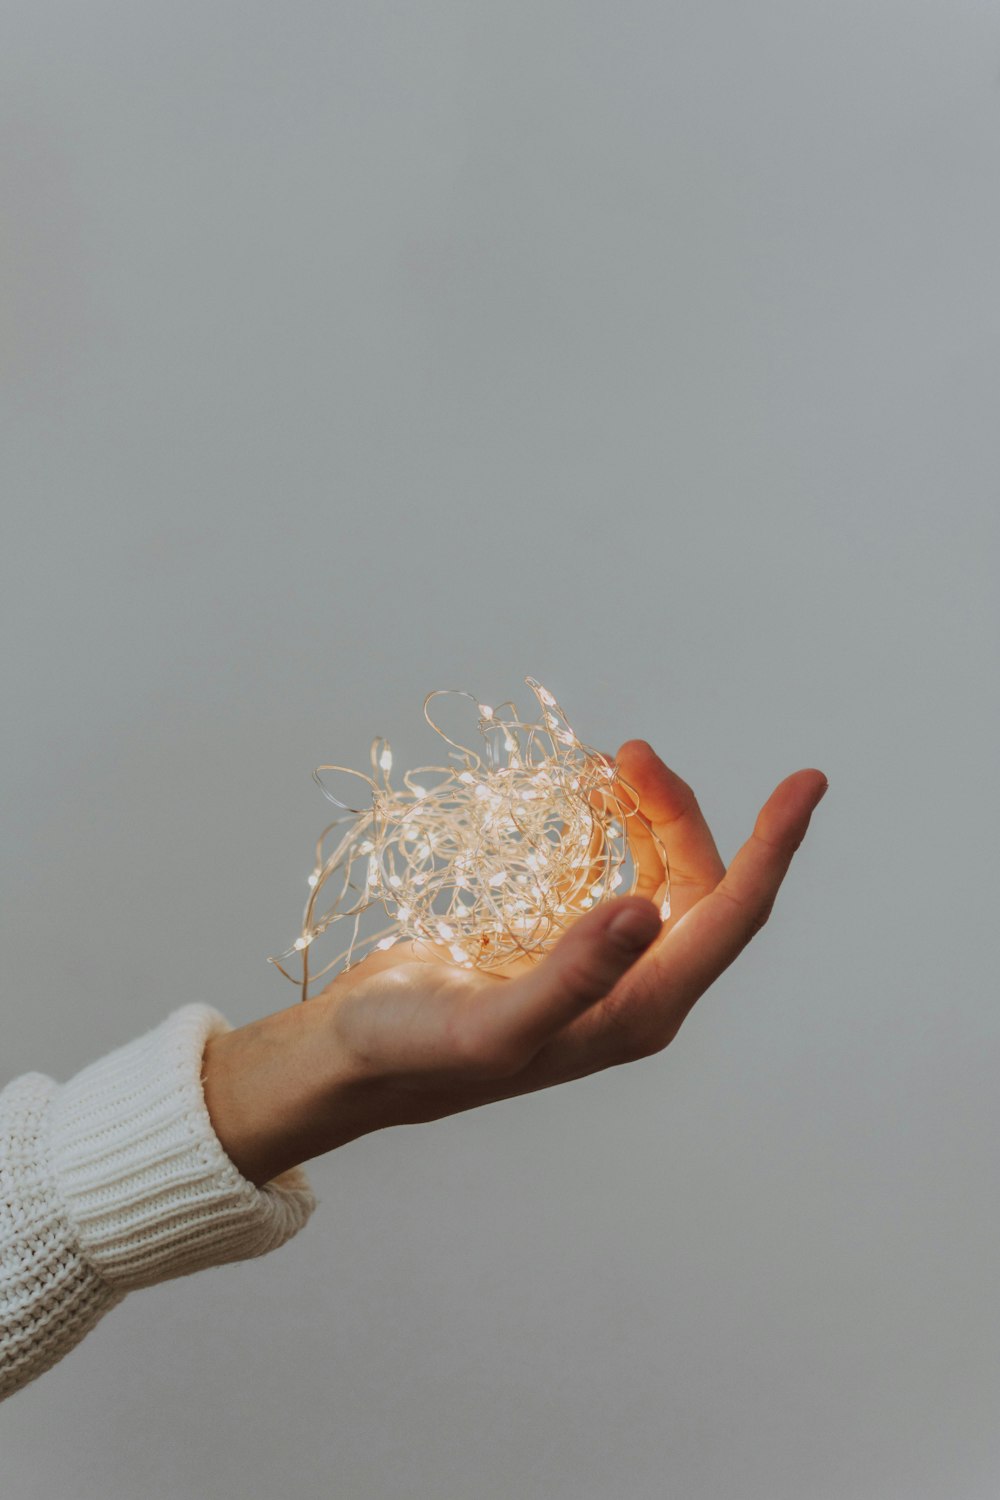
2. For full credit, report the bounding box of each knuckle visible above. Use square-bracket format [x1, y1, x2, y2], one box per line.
[715, 883, 773, 942]
[601, 1016, 645, 1067]
[613, 1020, 673, 1066]
[713, 884, 751, 920]
[747, 911, 768, 939]
[673, 775, 696, 807]
[624, 1031, 663, 1063]
[600, 977, 665, 1065]
[748, 896, 775, 937]
[753, 826, 800, 859]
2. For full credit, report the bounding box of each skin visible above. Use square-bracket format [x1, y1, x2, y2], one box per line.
[202, 741, 828, 1188]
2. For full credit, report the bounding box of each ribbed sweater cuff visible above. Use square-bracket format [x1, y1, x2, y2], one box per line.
[46, 1005, 317, 1291]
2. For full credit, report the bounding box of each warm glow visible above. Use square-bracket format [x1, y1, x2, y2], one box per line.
[268, 676, 670, 1000]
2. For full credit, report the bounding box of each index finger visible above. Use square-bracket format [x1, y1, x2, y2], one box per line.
[619, 768, 828, 1051]
[615, 740, 726, 916]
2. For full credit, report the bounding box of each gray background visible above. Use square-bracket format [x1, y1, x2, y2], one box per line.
[1, 3, 998, 1496]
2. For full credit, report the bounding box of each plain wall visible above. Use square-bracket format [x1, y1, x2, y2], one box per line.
[2, 3, 998, 1496]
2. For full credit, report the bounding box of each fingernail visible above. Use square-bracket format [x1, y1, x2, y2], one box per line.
[817, 779, 829, 802]
[607, 907, 660, 950]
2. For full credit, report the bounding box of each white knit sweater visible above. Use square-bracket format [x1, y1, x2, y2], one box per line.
[0, 1004, 316, 1401]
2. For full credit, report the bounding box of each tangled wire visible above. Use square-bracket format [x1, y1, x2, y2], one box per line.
[269, 677, 670, 1001]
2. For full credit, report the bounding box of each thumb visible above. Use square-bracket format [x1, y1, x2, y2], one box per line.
[482, 897, 662, 1066]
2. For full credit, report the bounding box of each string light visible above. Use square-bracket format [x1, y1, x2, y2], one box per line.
[268, 677, 670, 1001]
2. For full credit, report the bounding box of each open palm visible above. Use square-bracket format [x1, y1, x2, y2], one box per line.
[314, 740, 828, 1132]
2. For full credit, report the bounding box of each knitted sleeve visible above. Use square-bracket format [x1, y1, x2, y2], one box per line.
[0, 1004, 317, 1401]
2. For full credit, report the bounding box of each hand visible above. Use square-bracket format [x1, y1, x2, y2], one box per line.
[203, 743, 828, 1186]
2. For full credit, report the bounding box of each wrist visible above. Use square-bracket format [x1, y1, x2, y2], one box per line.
[202, 994, 378, 1187]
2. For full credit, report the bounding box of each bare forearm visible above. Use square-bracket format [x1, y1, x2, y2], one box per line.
[201, 998, 374, 1187]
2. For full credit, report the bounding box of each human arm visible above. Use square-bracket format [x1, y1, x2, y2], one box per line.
[202, 743, 828, 1186]
[1, 742, 825, 1401]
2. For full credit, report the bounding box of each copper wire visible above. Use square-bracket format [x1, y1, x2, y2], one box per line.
[268, 677, 670, 1002]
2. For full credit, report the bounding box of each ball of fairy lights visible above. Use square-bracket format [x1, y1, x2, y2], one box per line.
[268, 676, 670, 1001]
